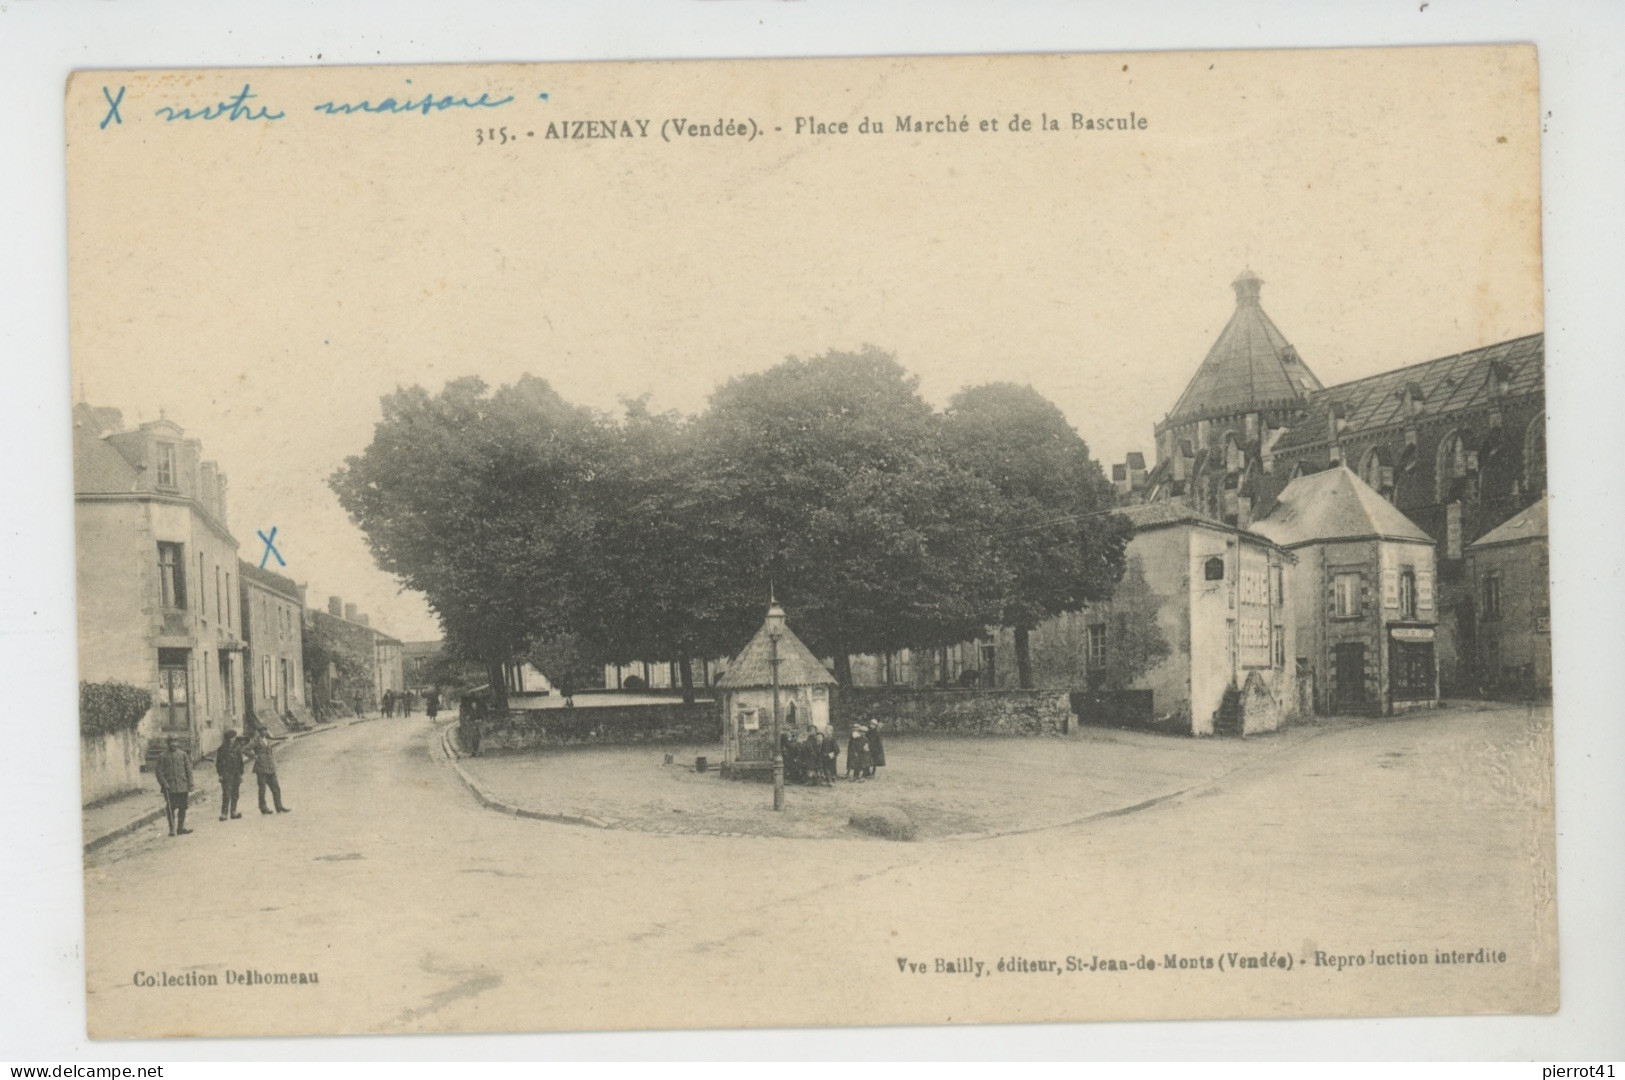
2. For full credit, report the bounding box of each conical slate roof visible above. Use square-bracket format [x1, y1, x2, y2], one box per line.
[1166, 272, 1323, 423]
[717, 604, 838, 689]
[1252, 465, 1431, 548]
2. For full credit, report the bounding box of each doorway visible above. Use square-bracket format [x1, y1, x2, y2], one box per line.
[157, 648, 192, 736]
[1333, 643, 1367, 711]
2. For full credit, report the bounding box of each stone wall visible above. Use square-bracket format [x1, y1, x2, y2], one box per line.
[472, 702, 722, 751]
[81, 726, 145, 805]
[833, 688, 1072, 737]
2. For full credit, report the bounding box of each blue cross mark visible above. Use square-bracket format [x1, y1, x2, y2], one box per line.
[100, 85, 126, 129]
[257, 527, 285, 569]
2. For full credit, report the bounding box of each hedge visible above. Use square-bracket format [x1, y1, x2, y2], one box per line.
[80, 680, 153, 738]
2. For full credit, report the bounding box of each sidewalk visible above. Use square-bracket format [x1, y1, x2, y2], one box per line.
[82, 720, 345, 853]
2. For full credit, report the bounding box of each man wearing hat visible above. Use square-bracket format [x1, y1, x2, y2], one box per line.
[215, 729, 245, 821]
[846, 725, 871, 781]
[154, 737, 194, 836]
[245, 726, 291, 814]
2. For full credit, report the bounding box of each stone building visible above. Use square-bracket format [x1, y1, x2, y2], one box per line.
[238, 559, 310, 733]
[73, 403, 244, 762]
[1253, 466, 1439, 715]
[1125, 272, 1546, 692]
[1465, 495, 1550, 696]
[303, 595, 403, 717]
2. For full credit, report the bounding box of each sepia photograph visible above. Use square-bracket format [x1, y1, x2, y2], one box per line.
[58, 43, 1565, 1042]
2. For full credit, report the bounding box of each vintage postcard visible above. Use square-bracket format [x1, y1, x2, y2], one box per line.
[67, 47, 1554, 1039]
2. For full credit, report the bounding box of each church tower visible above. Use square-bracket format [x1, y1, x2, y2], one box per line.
[1149, 271, 1323, 524]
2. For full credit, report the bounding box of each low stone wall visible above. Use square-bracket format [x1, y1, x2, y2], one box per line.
[473, 702, 722, 751]
[81, 726, 145, 805]
[833, 688, 1072, 737]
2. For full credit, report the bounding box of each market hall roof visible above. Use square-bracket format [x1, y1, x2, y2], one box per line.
[1252, 465, 1432, 549]
[1271, 333, 1544, 453]
[717, 604, 838, 689]
[1163, 271, 1324, 425]
[1470, 495, 1548, 550]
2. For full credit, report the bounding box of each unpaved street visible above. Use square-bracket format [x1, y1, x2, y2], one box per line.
[83, 703, 1556, 1037]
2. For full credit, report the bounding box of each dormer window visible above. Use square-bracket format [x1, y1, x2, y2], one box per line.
[156, 442, 178, 489]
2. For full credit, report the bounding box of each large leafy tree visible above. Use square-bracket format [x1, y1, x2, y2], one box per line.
[329, 375, 609, 709]
[942, 382, 1132, 687]
[692, 347, 1003, 682]
[565, 399, 745, 702]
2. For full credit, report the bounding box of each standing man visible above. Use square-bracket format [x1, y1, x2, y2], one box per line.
[155, 737, 194, 836]
[867, 720, 886, 779]
[425, 686, 441, 722]
[382, 689, 395, 719]
[215, 729, 245, 821]
[402, 690, 415, 717]
[246, 726, 291, 814]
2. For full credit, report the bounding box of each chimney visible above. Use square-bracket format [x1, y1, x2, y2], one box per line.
[358, 614, 370, 627]
[344, 602, 358, 622]
[216, 474, 229, 528]
[296, 583, 308, 607]
[328, 596, 343, 617]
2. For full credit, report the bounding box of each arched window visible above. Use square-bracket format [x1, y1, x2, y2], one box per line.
[1359, 445, 1392, 499]
[1436, 430, 1467, 504]
[1523, 414, 1546, 495]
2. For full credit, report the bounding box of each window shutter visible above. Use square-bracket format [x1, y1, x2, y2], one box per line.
[1416, 570, 1434, 612]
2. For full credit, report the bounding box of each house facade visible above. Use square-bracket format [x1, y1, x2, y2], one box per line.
[304, 595, 402, 717]
[74, 403, 244, 761]
[1465, 496, 1550, 696]
[239, 560, 309, 733]
[1253, 466, 1440, 715]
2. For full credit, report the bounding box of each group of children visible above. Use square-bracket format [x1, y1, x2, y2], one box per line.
[776, 721, 887, 785]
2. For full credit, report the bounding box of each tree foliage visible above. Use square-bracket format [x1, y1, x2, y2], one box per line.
[941, 382, 1132, 686]
[80, 680, 153, 738]
[690, 348, 1004, 678]
[332, 350, 1132, 696]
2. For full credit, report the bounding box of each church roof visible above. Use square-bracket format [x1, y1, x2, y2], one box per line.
[1165, 272, 1323, 424]
[718, 605, 838, 689]
[1470, 495, 1548, 549]
[1272, 333, 1543, 452]
[1252, 466, 1432, 548]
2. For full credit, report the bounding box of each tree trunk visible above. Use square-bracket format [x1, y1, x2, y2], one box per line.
[678, 656, 696, 705]
[1014, 625, 1034, 689]
[938, 645, 951, 687]
[486, 662, 509, 713]
[833, 651, 854, 687]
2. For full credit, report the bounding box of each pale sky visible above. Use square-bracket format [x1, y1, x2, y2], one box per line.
[66, 48, 1543, 643]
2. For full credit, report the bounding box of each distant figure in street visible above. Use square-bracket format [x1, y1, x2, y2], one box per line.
[426, 687, 441, 721]
[402, 690, 415, 716]
[821, 727, 840, 784]
[867, 720, 886, 779]
[215, 729, 244, 821]
[246, 727, 291, 814]
[155, 737, 194, 836]
[382, 689, 395, 718]
[558, 674, 576, 708]
[846, 726, 871, 781]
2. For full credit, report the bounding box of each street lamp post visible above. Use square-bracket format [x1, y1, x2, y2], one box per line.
[769, 626, 784, 811]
